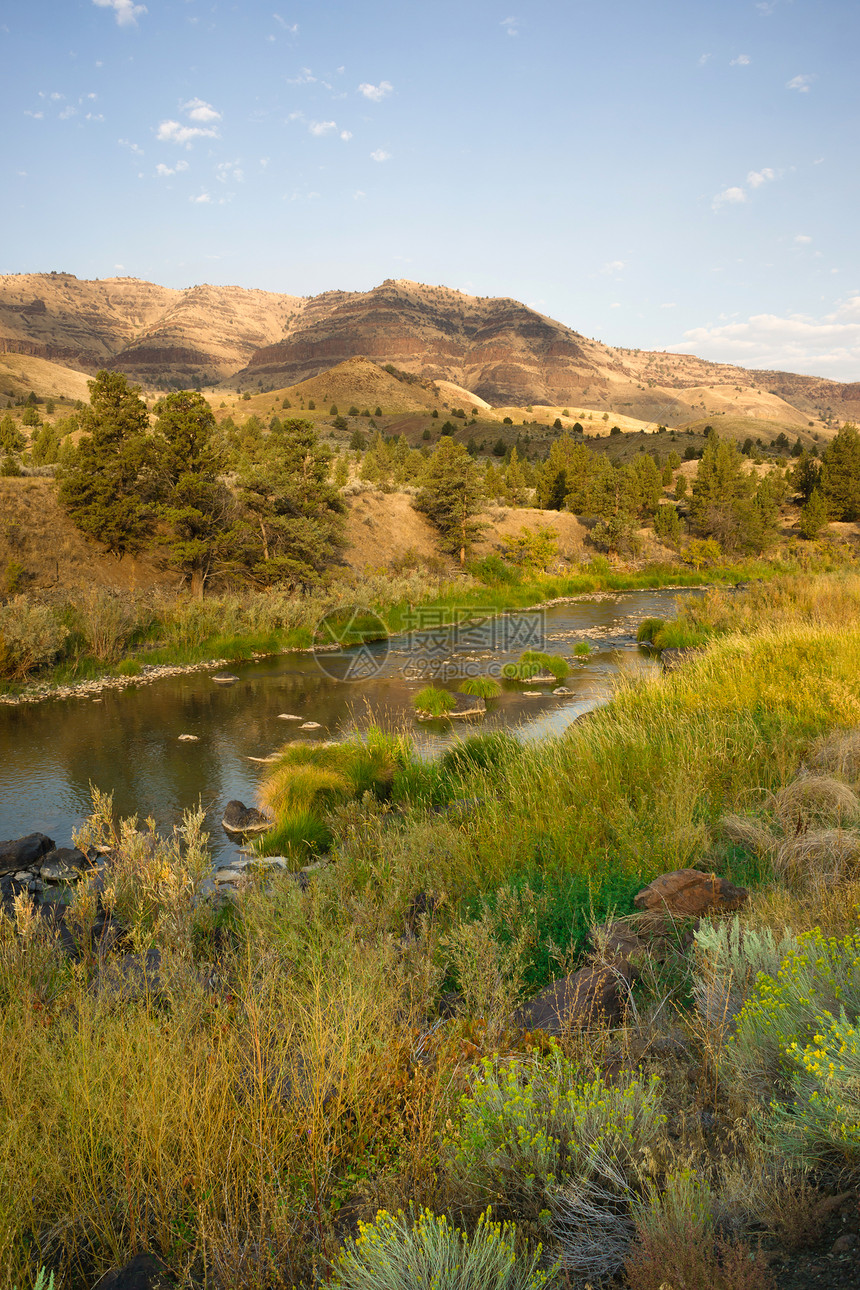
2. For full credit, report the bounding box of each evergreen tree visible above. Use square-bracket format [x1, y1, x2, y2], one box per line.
[791, 450, 821, 504]
[58, 370, 153, 557]
[0, 414, 25, 454]
[152, 390, 232, 598]
[800, 487, 829, 540]
[237, 418, 345, 586]
[819, 424, 860, 520]
[654, 502, 682, 549]
[415, 437, 484, 565]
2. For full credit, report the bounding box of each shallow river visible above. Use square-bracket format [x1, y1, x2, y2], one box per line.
[0, 587, 698, 862]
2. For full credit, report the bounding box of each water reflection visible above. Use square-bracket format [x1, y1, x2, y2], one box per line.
[0, 588, 697, 860]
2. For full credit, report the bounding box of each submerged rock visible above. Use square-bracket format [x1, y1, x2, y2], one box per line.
[177, 733, 199, 742]
[221, 800, 273, 836]
[0, 833, 55, 876]
[211, 673, 239, 685]
[39, 847, 90, 883]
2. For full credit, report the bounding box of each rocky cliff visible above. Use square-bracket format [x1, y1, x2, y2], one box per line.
[0, 272, 857, 423]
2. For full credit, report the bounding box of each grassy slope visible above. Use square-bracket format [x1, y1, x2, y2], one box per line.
[3, 576, 860, 1283]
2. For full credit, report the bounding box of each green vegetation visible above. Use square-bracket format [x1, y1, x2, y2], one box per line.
[4, 574, 860, 1284]
[413, 683, 457, 717]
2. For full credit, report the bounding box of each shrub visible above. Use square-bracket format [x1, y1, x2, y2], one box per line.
[0, 596, 68, 681]
[727, 927, 860, 1100]
[69, 587, 139, 662]
[441, 732, 518, 777]
[770, 1012, 860, 1165]
[636, 617, 665, 644]
[458, 676, 502, 700]
[414, 685, 455, 717]
[332, 1207, 553, 1290]
[445, 1046, 663, 1217]
[503, 650, 570, 682]
[692, 916, 797, 1039]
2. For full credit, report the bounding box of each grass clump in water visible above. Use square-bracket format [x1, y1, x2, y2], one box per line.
[414, 685, 456, 717]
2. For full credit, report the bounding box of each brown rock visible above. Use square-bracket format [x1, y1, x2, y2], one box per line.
[513, 961, 635, 1035]
[588, 919, 648, 964]
[831, 1233, 858, 1255]
[634, 868, 748, 918]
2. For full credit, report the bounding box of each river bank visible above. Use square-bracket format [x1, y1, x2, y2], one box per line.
[3, 573, 860, 1288]
[0, 555, 798, 707]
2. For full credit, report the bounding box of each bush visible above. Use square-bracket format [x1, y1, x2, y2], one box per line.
[440, 732, 518, 777]
[332, 1207, 553, 1290]
[414, 685, 455, 717]
[445, 1046, 663, 1218]
[0, 596, 68, 681]
[727, 927, 860, 1100]
[503, 650, 570, 682]
[636, 617, 665, 644]
[458, 676, 502, 700]
[774, 1012, 860, 1165]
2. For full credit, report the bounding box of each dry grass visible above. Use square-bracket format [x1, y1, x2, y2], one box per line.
[770, 774, 860, 832]
[773, 827, 860, 889]
[810, 726, 860, 784]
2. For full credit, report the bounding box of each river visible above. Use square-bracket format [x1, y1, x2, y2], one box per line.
[0, 587, 696, 862]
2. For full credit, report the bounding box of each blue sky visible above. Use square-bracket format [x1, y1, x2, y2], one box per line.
[3, 0, 859, 379]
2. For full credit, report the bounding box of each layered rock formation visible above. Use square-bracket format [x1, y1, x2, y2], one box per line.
[1, 271, 857, 422]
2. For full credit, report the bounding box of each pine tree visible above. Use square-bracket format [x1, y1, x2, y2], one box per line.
[237, 418, 345, 586]
[799, 488, 829, 539]
[819, 424, 860, 520]
[415, 437, 484, 565]
[152, 390, 232, 598]
[58, 370, 153, 557]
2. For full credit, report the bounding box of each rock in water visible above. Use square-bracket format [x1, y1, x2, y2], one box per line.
[0, 833, 55, 875]
[212, 673, 240, 685]
[634, 868, 748, 918]
[277, 713, 303, 720]
[178, 733, 199, 742]
[39, 847, 90, 883]
[221, 800, 273, 836]
[300, 721, 322, 730]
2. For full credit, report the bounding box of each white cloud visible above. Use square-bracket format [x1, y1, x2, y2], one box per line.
[155, 160, 189, 177]
[602, 260, 625, 274]
[190, 192, 212, 204]
[59, 105, 77, 119]
[609, 302, 621, 309]
[215, 161, 243, 183]
[712, 185, 747, 209]
[92, 0, 147, 27]
[114, 264, 125, 271]
[358, 80, 392, 102]
[370, 148, 391, 162]
[309, 119, 338, 136]
[501, 16, 519, 36]
[273, 14, 298, 33]
[182, 97, 221, 124]
[794, 234, 813, 245]
[85, 112, 104, 121]
[119, 137, 143, 154]
[288, 68, 316, 85]
[730, 54, 751, 66]
[157, 120, 218, 146]
[698, 53, 711, 66]
[661, 302, 677, 309]
[787, 73, 814, 92]
[747, 167, 776, 188]
[354, 189, 366, 200]
[675, 298, 860, 378]
[340, 130, 352, 141]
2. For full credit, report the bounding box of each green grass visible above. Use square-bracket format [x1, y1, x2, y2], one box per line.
[413, 685, 456, 717]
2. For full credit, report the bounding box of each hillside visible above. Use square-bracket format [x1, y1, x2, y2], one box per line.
[0, 272, 857, 428]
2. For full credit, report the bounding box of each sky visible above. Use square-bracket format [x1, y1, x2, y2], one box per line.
[2, 0, 859, 380]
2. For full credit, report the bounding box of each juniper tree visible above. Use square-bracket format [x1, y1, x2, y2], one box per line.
[151, 390, 233, 598]
[415, 436, 484, 565]
[819, 424, 860, 520]
[59, 370, 154, 557]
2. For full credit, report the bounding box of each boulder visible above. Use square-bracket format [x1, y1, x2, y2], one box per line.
[0, 833, 56, 875]
[634, 868, 748, 918]
[39, 847, 90, 883]
[449, 694, 486, 717]
[211, 673, 239, 685]
[221, 800, 273, 836]
[94, 1253, 173, 1290]
[513, 961, 635, 1035]
[588, 919, 649, 964]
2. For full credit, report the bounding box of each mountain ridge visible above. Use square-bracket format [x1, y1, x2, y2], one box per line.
[0, 272, 857, 426]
